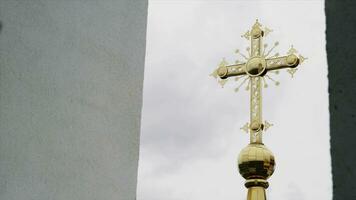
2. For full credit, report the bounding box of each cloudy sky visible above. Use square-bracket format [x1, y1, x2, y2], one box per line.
[137, 0, 331, 200]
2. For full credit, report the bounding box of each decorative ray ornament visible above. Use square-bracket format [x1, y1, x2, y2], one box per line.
[210, 20, 307, 200]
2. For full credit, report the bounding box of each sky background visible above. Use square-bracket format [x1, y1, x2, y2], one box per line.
[137, 0, 331, 200]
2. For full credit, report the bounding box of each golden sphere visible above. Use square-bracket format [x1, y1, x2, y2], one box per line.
[217, 66, 228, 77]
[245, 57, 266, 77]
[251, 27, 263, 38]
[238, 144, 275, 180]
[250, 121, 262, 131]
[286, 54, 299, 66]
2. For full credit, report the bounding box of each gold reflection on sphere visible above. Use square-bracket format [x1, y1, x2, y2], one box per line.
[238, 144, 275, 180]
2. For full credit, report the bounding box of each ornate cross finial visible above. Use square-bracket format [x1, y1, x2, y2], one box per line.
[211, 20, 307, 143]
[210, 20, 307, 200]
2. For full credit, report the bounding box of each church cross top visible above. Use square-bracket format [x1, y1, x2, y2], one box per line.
[211, 20, 307, 144]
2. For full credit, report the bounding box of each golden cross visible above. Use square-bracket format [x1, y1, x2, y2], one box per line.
[211, 20, 307, 144]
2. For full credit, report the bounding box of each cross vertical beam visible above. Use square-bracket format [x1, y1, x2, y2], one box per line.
[249, 21, 263, 144]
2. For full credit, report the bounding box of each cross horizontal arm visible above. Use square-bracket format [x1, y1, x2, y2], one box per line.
[217, 63, 246, 79]
[266, 54, 300, 72]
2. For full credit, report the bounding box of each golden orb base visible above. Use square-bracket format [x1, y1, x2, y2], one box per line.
[238, 143, 275, 200]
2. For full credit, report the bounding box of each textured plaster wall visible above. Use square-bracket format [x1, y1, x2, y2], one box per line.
[0, 1, 147, 199]
[326, 1, 356, 199]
